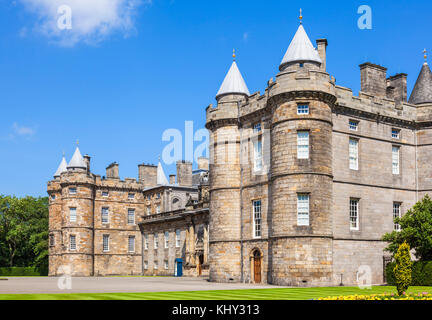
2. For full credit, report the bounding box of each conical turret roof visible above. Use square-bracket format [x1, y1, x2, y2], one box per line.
[409, 63, 432, 105]
[216, 61, 250, 99]
[157, 161, 169, 185]
[54, 155, 67, 178]
[280, 24, 322, 70]
[67, 146, 87, 169]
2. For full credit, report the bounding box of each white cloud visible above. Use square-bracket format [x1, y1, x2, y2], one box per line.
[20, 0, 149, 46]
[12, 123, 36, 137]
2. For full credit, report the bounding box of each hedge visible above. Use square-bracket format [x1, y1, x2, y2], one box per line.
[0, 267, 43, 276]
[386, 261, 432, 286]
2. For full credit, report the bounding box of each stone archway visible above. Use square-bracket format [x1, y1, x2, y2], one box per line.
[250, 248, 263, 284]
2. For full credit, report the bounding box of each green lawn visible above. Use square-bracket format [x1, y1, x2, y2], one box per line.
[0, 286, 431, 300]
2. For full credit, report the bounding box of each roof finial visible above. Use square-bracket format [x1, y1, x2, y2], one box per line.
[232, 49, 236, 61]
[424, 48, 428, 65]
[299, 8, 303, 24]
[62, 150, 65, 157]
[76, 139, 79, 147]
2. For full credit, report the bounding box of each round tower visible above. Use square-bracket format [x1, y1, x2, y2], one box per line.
[268, 21, 336, 286]
[206, 53, 250, 282]
[47, 154, 67, 276]
[60, 146, 95, 276]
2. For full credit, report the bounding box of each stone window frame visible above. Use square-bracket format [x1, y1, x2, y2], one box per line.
[49, 233, 55, 247]
[69, 234, 77, 251]
[349, 119, 359, 132]
[393, 202, 402, 232]
[164, 260, 169, 270]
[127, 208, 135, 225]
[154, 260, 158, 270]
[69, 187, 77, 195]
[146, 206, 151, 215]
[349, 198, 360, 231]
[297, 130, 310, 160]
[252, 199, 262, 239]
[102, 191, 109, 197]
[392, 145, 401, 175]
[101, 207, 109, 224]
[144, 234, 149, 250]
[51, 194, 56, 201]
[297, 103, 310, 115]
[156, 204, 161, 214]
[144, 261, 148, 270]
[103, 234, 110, 252]
[175, 229, 181, 248]
[164, 231, 169, 249]
[297, 193, 310, 226]
[128, 235, 135, 253]
[253, 134, 263, 172]
[128, 193, 135, 200]
[154, 233, 159, 250]
[349, 137, 359, 171]
[391, 128, 401, 140]
[69, 207, 77, 223]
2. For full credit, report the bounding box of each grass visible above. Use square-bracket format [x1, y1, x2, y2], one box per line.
[0, 286, 431, 300]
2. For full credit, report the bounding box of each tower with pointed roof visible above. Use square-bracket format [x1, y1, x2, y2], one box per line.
[206, 51, 250, 282]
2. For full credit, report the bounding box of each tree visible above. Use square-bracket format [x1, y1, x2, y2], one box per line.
[0, 195, 48, 272]
[394, 242, 412, 295]
[382, 195, 432, 261]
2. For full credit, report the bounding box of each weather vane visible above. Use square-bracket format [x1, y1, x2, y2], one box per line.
[424, 49, 428, 64]
[299, 8, 303, 24]
[233, 49, 236, 61]
[76, 139, 79, 146]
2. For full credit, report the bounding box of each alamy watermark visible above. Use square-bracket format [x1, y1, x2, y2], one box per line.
[57, 5, 72, 30]
[357, 265, 372, 289]
[57, 265, 73, 290]
[357, 5, 372, 30]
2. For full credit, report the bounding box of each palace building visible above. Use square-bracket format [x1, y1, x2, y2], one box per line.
[48, 18, 432, 286]
[205, 20, 432, 286]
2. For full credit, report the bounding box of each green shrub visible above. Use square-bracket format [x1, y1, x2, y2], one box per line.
[0, 267, 42, 276]
[386, 261, 432, 286]
[394, 242, 413, 295]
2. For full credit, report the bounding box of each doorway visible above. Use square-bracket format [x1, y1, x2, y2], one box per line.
[253, 250, 262, 283]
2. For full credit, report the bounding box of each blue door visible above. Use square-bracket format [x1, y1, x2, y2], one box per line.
[175, 258, 183, 277]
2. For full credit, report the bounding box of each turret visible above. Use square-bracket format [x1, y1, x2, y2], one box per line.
[206, 51, 249, 282]
[409, 49, 432, 105]
[268, 14, 336, 286]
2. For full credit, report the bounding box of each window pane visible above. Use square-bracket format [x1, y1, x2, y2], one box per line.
[128, 236, 135, 252]
[253, 200, 262, 238]
[350, 200, 359, 230]
[102, 207, 109, 224]
[393, 203, 401, 231]
[349, 139, 358, 170]
[103, 235, 109, 252]
[297, 131, 309, 159]
[297, 194, 310, 226]
[254, 138, 263, 171]
[70, 235, 76, 250]
[70, 208, 77, 222]
[176, 229, 181, 247]
[128, 209, 135, 224]
[392, 146, 400, 175]
[297, 104, 309, 115]
[349, 120, 358, 131]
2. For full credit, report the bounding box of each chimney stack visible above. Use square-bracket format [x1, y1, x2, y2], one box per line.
[169, 174, 176, 185]
[176, 161, 192, 187]
[106, 162, 119, 179]
[316, 39, 328, 71]
[197, 157, 209, 171]
[138, 164, 157, 187]
[387, 73, 408, 103]
[360, 63, 387, 97]
[83, 154, 91, 174]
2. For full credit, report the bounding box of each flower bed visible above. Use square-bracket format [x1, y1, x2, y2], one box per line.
[318, 292, 432, 300]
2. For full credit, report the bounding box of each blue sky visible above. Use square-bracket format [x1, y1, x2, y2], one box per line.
[0, 0, 430, 197]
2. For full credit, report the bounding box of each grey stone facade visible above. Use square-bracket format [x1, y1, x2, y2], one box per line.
[205, 23, 432, 286]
